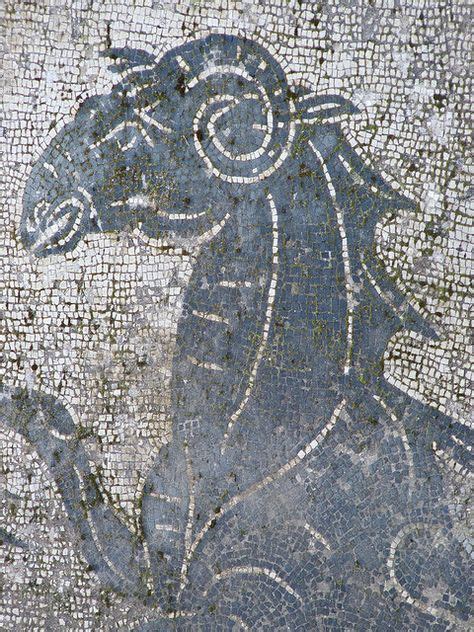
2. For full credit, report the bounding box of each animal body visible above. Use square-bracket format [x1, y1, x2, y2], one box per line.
[3, 35, 468, 628]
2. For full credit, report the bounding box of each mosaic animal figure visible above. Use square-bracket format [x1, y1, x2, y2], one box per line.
[4, 35, 470, 628]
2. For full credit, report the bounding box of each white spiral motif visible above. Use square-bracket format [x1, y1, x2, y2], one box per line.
[183, 46, 296, 183]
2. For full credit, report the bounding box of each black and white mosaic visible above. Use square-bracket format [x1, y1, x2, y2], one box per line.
[1, 2, 472, 630]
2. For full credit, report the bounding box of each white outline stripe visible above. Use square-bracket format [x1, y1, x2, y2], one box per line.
[310, 141, 355, 374]
[374, 395, 415, 498]
[221, 192, 279, 452]
[303, 523, 331, 550]
[209, 565, 303, 604]
[191, 310, 230, 325]
[187, 355, 223, 372]
[219, 280, 252, 288]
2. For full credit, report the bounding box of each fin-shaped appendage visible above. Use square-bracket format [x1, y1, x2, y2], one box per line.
[0, 388, 151, 602]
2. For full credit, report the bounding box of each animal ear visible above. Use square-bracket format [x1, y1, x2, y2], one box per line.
[294, 93, 360, 125]
[100, 47, 157, 76]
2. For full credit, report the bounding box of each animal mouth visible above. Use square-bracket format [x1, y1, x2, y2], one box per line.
[127, 194, 210, 221]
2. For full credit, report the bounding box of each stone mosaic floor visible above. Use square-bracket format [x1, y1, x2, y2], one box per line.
[1, 2, 472, 630]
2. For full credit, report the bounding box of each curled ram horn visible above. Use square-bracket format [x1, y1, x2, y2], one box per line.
[19, 35, 363, 254]
[140, 34, 360, 184]
[176, 35, 297, 184]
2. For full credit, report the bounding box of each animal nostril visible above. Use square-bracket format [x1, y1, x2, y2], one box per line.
[21, 190, 91, 257]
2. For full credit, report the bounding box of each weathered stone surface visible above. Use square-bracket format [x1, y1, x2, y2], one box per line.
[1, 2, 471, 630]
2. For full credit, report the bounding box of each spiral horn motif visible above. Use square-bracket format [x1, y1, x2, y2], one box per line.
[20, 35, 301, 256]
[144, 35, 297, 184]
